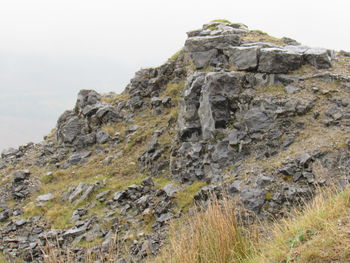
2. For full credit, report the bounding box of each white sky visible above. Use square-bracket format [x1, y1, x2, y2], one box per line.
[0, 0, 349, 151]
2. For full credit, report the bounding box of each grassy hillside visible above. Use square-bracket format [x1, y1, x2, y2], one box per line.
[1, 20, 350, 262]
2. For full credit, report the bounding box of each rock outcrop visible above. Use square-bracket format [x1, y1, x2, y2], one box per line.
[0, 20, 349, 262]
[185, 22, 334, 72]
[56, 89, 123, 149]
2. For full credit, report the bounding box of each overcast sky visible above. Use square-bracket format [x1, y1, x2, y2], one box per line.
[0, 0, 349, 151]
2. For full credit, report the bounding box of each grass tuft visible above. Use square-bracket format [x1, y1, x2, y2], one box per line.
[211, 19, 232, 23]
[156, 196, 253, 263]
[155, 186, 350, 263]
[248, 186, 350, 263]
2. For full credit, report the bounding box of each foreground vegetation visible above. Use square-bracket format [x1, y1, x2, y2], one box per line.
[155, 186, 350, 263]
[1, 186, 347, 262]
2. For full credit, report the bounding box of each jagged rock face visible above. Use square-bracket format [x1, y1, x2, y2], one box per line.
[178, 71, 313, 142]
[126, 60, 186, 111]
[173, 70, 318, 184]
[56, 90, 123, 148]
[74, 89, 101, 114]
[178, 72, 244, 141]
[198, 72, 242, 139]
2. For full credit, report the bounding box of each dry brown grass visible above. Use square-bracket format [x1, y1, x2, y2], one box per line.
[40, 235, 125, 263]
[155, 197, 255, 263]
[153, 186, 350, 263]
[241, 30, 284, 46]
[248, 186, 350, 263]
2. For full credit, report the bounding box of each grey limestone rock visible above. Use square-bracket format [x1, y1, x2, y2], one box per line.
[190, 49, 218, 69]
[198, 72, 242, 139]
[224, 46, 259, 71]
[0, 210, 11, 222]
[185, 34, 241, 53]
[95, 105, 121, 124]
[285, 84, 299, 94]
[1, 147, 19, 158]
[240, 188, 265, 213]
[304, 48, 334, 69]
[96, 130, 110, 144]
[258, 48, 303, 73]
[64, 151, 91, 168]
[156, 212, 173, 223]
[0, 160, 6, 170]
[36, 193, 54, 202]
[242, 108, 273, 133]
[56, 111, 85, 144]
[75, 89, 101, 114]
[177, 73, 206, 141]
[66, 182, 97, 203]
[162, 184, 179, 197]
[13, 170, 30, 183]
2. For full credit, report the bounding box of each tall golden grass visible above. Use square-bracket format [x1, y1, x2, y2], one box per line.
[40, 235, 122, 263]
[155, 197, 255, 263]
[156, 187, 350, 263]
[248, 186, 350, 263]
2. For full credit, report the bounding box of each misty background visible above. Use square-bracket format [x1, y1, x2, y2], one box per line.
[1, 0, 349, 151]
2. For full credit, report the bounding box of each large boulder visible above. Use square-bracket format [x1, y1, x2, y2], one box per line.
[56, 111, 85, 144]
[1, 147, 19, 158]
[190, 49, 218, 69]
[224, 46, 259, 71]
[198, 72, 242, 139]
[258, 47, 303, 73]
[95, 105, 121, 124]
[184, 34, 241, 53]
[241, 108, 274, 133]
[56, 89, 122, 148]
[178, 72, 246, 141]
[75, 90, 101, 114]
[304, 48, 334, 69]
[178, 73, 206, 141]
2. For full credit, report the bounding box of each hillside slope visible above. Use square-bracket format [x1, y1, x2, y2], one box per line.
[0, 20, 350, 262]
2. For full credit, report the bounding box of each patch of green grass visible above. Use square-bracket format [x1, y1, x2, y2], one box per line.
[199, 65, 213, 72]
[163, 81, 185, 99]
[40, 172, 55, 184]
[0, 253, 9, 263]
[265, 192, 273, 200]
[101, 93, 129, 105]
[209, 25, 218, 30]
[168, 49, 183, 62]
[256, 84, 285, 95]
[23, 201, 74, 229]
[242, 30, 284, 46]
[175, 181, 208, 212]
[211, 19, 231, 23]
[124, 139, 137, 152]
[153, 175, 175, 188]
[76, 238, 104, 248]
[144, 216, 156, 234]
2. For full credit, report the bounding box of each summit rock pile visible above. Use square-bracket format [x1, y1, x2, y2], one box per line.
[185, 22, 334, 72]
